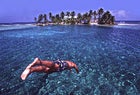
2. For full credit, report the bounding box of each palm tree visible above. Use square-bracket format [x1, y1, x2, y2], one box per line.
[60, 11, 65, 24]
[55, 14, 60, 24]
[71, 11, 75, 18]
[34, 17, 37, 23]
[70, 11, 76, 24]
[106, 13, 112, 24]
[110, 16, 115, 24]
[100, 11, 110, 24]
[93, 11, 97, 22]
[51, 16, 55, 23]
[98, 8, 104, 24]
[98, 10, 115, 25]
[66, 11, 70, 17]
[89, 10, 93, 23]
[89, 10, 93, 16]
[65, 12, 70, 24]
[88, 10, 93, 24]
[60, 11, 65, 19]
[49, 12, 52, 22]
[44, 14, 47, 23]
[37, 14, 43, 23]
[77, 13, 82, 24]
[82, 12, 88, 24]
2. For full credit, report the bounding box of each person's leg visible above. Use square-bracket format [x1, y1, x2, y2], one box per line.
[21, 65, 50, 80]
[30, 57, 42, 67]
[30, 58, 53, 67]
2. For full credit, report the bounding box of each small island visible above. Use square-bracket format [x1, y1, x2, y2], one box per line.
[34, 8, 115, 26]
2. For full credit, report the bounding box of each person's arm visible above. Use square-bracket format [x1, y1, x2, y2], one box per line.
[74, 64, 79, 74]
[66, 61, 79, 74]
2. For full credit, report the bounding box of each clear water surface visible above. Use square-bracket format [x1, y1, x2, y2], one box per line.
[0, 23, 140, 95]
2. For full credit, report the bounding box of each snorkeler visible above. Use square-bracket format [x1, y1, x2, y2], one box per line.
[21, 58, 79, 80]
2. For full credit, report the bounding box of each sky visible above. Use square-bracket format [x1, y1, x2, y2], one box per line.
[0, 0, 140, 23]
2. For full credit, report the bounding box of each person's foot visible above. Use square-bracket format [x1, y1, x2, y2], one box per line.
[21, 58, 40, 80]
[21, 68, 30, 80]
[30, 58, 40, 66]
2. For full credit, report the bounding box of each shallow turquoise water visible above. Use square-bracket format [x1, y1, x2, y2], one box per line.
[0, 24, 140, 95]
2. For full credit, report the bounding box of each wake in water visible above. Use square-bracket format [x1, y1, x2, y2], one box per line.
[117, 21, 139, 26]
[0, 24, 68, 38]
[113, 22, 140, 30]
[0, 24, 36, 31]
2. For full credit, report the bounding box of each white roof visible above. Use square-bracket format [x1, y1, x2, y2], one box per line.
[64, 16, 77, 19]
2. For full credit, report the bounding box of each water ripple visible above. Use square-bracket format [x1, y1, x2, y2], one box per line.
[0, 25, 140, 94]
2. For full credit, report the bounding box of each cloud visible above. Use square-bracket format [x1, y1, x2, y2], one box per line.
[111, 10, 127, 17]
[117, 10, 126, 17]
[110, 10, 127, 20]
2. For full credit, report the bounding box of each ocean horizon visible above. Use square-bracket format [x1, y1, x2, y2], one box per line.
[0, 23, 140, 95]
[0, 20, 140, 24]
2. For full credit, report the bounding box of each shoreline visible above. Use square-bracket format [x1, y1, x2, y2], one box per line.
[0, 21, 140, 27]
[35, 22, 116, 26]
[1, 20, 140, 26]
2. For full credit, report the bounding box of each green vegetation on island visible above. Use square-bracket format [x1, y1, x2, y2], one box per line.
[34, 8, 115, 26]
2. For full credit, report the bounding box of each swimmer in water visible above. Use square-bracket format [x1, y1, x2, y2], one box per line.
[21, 58, 79, 80]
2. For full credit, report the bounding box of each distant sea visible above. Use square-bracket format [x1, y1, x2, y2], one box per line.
[0, 21, 140, 95]
[116, 21, 140, 24]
